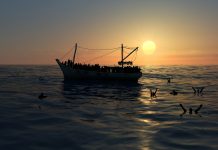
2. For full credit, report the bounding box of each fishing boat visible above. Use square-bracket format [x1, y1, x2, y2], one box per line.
[56, 43, 142, 81]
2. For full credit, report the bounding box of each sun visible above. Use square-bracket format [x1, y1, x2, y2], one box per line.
[143, 41, 156, 55]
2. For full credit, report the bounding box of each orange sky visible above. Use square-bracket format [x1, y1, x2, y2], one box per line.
[0, 1, 218, 65]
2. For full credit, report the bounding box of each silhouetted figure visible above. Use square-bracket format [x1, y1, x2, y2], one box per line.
[179, 104, 203, 117]
[167, 78, 171, 84]
[170, 90, 178, 95]
[63, 59, 141, 73]
[38, 77, 44, 81]
[38, 93, 47, 100]
[195, 104, 203, 114]
[189, 108, 193, 114]
[192, 87, 205, 95]
[150, 88, 158, 98]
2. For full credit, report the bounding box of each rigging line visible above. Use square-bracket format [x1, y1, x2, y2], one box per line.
[123, 47, 134, 55]
[78, 46, 120, 51]
[132, 50, 138, 62]
[123, 50, 129, 55]
[124, 46, 136, 50]
[131, 49, 138, 62]
[60, 47, 75, 60]
[129, 52, 135, 61]
[84, 49, 119, 63]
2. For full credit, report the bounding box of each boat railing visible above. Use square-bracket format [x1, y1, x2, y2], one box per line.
[60, 60, 141, 73]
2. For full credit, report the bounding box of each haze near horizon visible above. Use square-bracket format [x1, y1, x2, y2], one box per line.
[0, 0, 218, 65]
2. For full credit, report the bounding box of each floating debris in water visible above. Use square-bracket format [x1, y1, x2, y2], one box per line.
[38, 93, 47, 99]
[167, 77, 172, 84]
[170, 90, 178, 95]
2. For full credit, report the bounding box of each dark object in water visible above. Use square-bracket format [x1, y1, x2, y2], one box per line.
[189, 108, 193, 114]
[192, 87, 205, 95]
[150, 88, 158, 98]
[179, 104, 203, 117]
[38, 93, 47, 99]
[167, 77, 172, 84]
[39, 77, 44, 81]
[170, 90, 178, 95]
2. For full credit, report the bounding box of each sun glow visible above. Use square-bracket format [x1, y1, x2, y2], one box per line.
[143, 41, 156, 55]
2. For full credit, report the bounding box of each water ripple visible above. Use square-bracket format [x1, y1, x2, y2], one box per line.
[0, 65, 217, 149]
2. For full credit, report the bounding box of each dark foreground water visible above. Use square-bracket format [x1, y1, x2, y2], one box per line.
[0, 65, 218, 150]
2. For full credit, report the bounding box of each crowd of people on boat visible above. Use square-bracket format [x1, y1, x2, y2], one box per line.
[61, 60, 141, 73]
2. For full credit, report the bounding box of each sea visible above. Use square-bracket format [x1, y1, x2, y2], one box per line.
[0, 65, 217, 150]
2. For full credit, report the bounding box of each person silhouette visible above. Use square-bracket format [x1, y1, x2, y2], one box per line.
[192, 87, 205, 95]
[167, 78, 171, 84]
[150, 88, 158, 98]
[179, 104, 203, 116]
[170, 90, 178, 95]
[38, 93, 47, 99]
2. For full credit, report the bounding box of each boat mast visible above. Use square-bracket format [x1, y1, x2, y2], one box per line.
[118, 44, 138, 66]
[72, 43, 77, 67]
[121, 44, 124, 68]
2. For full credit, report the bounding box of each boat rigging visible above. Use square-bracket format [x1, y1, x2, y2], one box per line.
[61, 43, 139, 67]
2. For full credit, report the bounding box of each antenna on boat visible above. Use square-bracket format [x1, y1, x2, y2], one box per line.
[121, 44, 124, 68]
[118, 44, 139, 67]
[72, 43, 77, 67]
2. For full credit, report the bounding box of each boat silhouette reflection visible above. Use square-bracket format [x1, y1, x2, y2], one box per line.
[62, 80, 142, 104]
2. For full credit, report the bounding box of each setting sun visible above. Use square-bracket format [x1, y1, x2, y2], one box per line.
[143, 41, 156, 55]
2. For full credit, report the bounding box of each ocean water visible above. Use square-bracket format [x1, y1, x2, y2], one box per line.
[0, 65, 218, 150]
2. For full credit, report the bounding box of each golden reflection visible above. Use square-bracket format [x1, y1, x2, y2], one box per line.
[136, 89, 161, 126]
[137, 118, 160, 126]
[138, 89, 158, 104]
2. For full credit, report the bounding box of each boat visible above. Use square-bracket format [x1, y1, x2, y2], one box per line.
[56, 43, 142, 81]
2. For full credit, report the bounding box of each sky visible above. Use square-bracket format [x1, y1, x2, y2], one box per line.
[0, 0, 218, 65]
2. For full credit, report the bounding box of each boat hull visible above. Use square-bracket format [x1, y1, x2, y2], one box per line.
[56, 59, 142, 81]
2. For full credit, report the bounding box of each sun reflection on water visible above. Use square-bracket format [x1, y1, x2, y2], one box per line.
[137, 118, 160, 126]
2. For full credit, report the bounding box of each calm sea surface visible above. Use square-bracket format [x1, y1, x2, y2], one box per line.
[0, 65, 217, 150]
